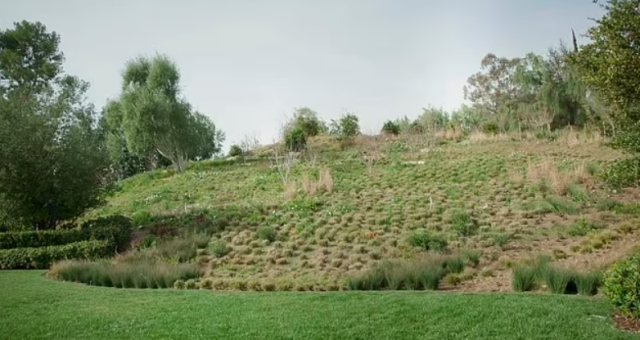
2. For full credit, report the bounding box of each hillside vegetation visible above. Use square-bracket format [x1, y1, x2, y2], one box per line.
[85, 130, 640, 291]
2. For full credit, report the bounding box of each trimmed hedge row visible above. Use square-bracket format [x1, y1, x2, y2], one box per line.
[0, 229, 85, 250]
[0, 240, 112, 269]
[0, 215, 133, 251]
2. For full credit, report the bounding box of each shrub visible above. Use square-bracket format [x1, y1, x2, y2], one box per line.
[604, 253, 640, 318]
[512, 266, 538, 292]
[329, 113, 360, 142]
[381, 120, 401, 135]
[407, 231, 448, 252]
[450, 210, 478, 237]
[463, 250, 481, 267]
[289, 107, 326, 137]
[0, 240, 112, 269]
[257, 226, 277, 243]
[482, 122, 499, 135]
[80, 215, 133, 252]
[0, 229, 86, 250]
[49, 258, 202, 289]
[228, 145, 244, 157]
[210, 240, 232, 258]
[284, 127, 307, 152]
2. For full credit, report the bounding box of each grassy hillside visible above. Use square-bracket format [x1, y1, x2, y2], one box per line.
[90, 130, 640, 291]
[1, 270, 638, 340]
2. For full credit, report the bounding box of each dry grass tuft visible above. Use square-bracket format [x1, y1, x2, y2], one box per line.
[284, 181, 298, 200]
[467, 131, 512, 143]
[435, 128, 463, 140]
[526, 159, 568, 195]
[299, 168, 334, 196]
[318, 168, 334, 193]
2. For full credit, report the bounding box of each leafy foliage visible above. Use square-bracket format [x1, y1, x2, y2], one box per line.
[228, 144, 244, 157]
[381, 120, 401, 135]
[0, 21, 110, 229]
[603, 252, 640, 318]
[286, 107, 326, 137]
[284, 126, 307, 152]
[0, 229, 85, 250]
[0, 240, 112, 269]
[571, 0, 640, 187]
[329, 113, 360, 142]
[106, 54, 224, 173]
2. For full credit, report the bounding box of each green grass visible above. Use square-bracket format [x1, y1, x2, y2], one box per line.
[0, 271, 636, 340]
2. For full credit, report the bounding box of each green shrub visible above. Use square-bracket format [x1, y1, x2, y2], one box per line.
[568, 219, 602, 237]
[482, 122, 499, 135]
[257, 226, 277, 243]
[0, 229, 86, 249]
[604, 253, 640, 318]
[228, 145, 244, 157]
[601, 157, 640, 189]
[329, 113, 360, 142]
[381, 120, 401, 135]
[512, 266, 538, 292]
[0, 240, 112, 269]
[80, 215, 133, 252]
[574, 271, 602, 296]
[407, 231, 448, 252]
[284, 127, 307, 152]
[49, 258, 202, 289]
[451, 210, 478, 237]
[210, 240, 232, 258]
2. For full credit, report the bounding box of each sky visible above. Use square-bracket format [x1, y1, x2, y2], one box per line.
[1, 0, 604, 151]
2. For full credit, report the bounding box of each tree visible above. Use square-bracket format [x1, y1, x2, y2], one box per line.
[571, 0, 640, 186]
[0, 21, 109, 229]
[110, 54, 224, 173]
[0, 20, 64, 96]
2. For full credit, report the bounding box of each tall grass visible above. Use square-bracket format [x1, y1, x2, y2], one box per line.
[346, 254, 466, 291]
[49, 258, 202, 289]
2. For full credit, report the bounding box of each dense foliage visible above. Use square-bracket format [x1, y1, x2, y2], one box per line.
[0, 21, 109, 229]
[604, 253, 640, 318]
[0, 240, 112, 269]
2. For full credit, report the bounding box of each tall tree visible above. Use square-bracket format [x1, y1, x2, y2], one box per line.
[571, 0, 640, 186]
[0, 21, 109, 229]
[110, 54, 223, 173]
[0, 20, 64, 96]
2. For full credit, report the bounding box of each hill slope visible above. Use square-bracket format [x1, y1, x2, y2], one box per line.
[92, 131, 640, 291]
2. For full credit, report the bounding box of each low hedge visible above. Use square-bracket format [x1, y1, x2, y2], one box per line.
[0, 240, 112, 269]
[0, 229, 86, 250]
[79, 215, 132, 252]
[0, 215, 133, 252]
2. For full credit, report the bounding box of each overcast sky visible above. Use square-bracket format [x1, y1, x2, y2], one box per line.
[1, 0, 603, 150]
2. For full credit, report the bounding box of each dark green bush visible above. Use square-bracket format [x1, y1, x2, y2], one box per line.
[284, 127, 307, 152]
[482, 122, 499, 135]
[604, 253, 640, 318]
[228, 145, 244, 157]
[0, 240, 112, 269]
[49, 258, 202, 289]
[80, 215, 133, 252]
[601, 157, 640, 189]
[407, 231, 448, 252]
[381, 120, 401, 135]
[0, 229, 85, 250]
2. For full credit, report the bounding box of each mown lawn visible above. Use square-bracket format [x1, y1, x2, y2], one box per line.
[0, 271, 637, 340]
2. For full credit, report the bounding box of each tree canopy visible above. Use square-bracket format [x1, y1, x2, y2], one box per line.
[0, 21, 109, 229]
